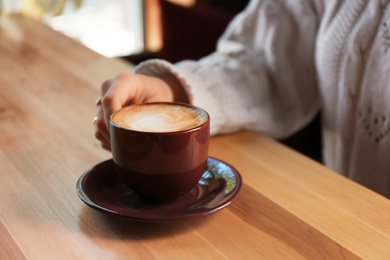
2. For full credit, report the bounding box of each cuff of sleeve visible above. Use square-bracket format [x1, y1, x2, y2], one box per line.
[133, 59, 194, 103]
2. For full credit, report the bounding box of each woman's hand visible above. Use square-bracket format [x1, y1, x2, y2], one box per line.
[94, 72, 189, 151]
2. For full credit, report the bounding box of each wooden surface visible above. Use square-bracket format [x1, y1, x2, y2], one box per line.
[1, 14, 390, 259]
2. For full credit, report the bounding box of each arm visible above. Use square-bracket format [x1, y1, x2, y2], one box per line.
[135, 0, 323, 138]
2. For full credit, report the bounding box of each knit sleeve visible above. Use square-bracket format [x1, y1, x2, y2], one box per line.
[135, 0, 322, 138]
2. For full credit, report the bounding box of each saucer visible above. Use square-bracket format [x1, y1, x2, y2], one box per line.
[76, 157, 242, 222]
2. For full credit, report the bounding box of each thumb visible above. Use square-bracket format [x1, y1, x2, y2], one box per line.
[101, 95, 123, 133]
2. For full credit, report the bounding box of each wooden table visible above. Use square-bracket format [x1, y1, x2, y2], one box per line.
[1, 14, 390, 260]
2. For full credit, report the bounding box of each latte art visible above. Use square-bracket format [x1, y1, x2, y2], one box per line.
[112, 103, 207, 132]
[130, 111, 197, 132]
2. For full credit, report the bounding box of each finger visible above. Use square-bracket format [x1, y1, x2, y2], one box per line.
[94, 105, 110, 146]
[94, 124, 110, 150]
[101, 79, 113, 96]
[101, 142, 111, 152]
[101, 93, 123, 131]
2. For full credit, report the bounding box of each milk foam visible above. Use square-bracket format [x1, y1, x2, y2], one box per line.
[112, 104, 207, 132]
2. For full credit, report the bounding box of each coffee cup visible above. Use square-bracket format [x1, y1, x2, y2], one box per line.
[109, 102, 210, 201]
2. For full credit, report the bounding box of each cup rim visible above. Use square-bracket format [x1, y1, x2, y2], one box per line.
[109, 102, 210, 135]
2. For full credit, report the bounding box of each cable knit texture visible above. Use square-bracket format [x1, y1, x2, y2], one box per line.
[135, 0, 390, 197]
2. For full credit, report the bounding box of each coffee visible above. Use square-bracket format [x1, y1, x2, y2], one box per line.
[111, 103, 207, 132]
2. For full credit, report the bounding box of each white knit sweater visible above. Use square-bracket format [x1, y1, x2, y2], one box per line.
[135, 0, 390, 197]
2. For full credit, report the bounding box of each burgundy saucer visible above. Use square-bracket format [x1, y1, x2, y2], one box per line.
[76, 157, 242, 222]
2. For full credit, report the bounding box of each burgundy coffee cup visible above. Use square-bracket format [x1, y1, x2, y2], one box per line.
[110, 102, 210, 201]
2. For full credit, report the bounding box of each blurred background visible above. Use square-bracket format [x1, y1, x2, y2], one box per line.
[0, 0, 248, 60]
[2, 0, 145, 57]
